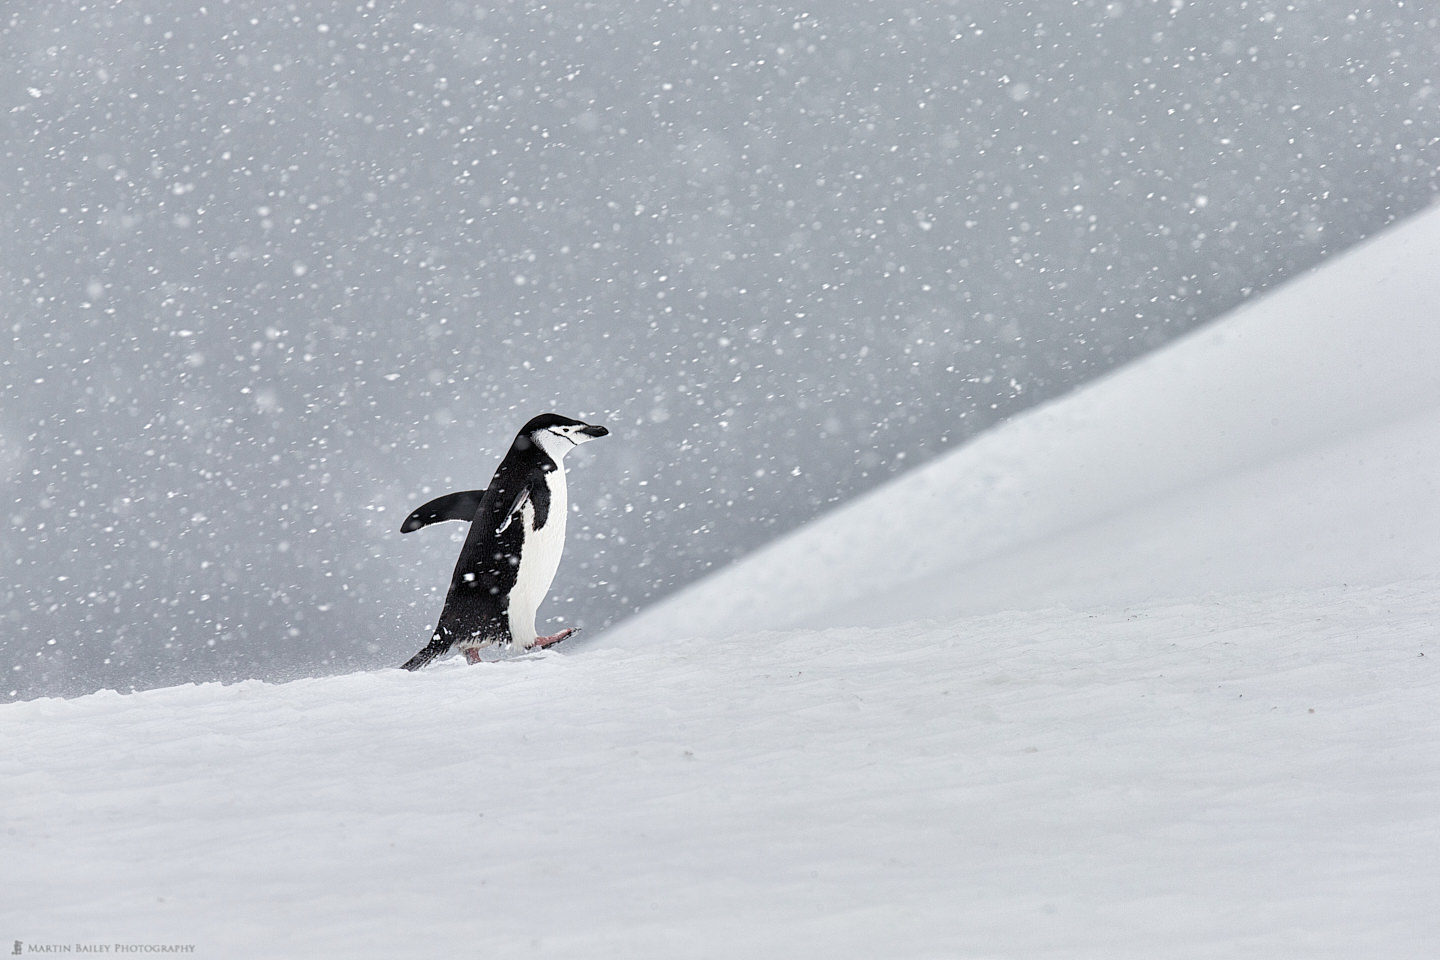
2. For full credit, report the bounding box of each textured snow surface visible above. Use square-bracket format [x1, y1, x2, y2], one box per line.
[7, 597, 1437, 958]
[7, 208, 1440, 956]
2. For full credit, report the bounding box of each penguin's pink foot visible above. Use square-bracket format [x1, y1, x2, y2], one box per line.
[529, 627, 578, 650]
[464, 648, 482, 665]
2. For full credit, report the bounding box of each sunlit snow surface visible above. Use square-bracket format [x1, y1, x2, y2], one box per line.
[6, 209, 1440, 955]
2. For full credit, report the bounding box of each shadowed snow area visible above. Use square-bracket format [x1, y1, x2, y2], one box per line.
[6, 208, 1440, 956]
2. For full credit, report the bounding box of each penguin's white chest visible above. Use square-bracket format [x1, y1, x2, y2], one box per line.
[507, 470, 567, 643]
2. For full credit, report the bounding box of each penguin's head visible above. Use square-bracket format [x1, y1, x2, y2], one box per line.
[518, 413, 610, 461]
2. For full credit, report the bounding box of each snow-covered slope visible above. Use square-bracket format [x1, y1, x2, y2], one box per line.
[621, 204, 1440, 641]
[6, 208, 1440, 958]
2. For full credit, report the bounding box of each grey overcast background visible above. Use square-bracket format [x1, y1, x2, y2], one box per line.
[4, 1, 1439, 700]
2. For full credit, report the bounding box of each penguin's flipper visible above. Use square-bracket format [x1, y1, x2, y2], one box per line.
[400, 632, 452, 671]
[495, 485, 532, 535]
[400, 489, 486, 533]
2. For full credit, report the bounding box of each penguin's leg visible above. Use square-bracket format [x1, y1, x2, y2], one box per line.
[455, 614, 511, 664]
[528, 627, 579, 650]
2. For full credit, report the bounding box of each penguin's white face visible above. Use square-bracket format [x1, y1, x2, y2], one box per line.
[529, 420, 609, 462]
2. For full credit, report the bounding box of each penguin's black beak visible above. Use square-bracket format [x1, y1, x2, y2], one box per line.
[582, 424, 610, 438]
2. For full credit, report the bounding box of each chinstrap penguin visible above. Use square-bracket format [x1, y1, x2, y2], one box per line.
[399, 413, 609, 670]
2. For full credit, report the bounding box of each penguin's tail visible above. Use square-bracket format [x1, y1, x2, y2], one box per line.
[401, 634, 451, 671]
